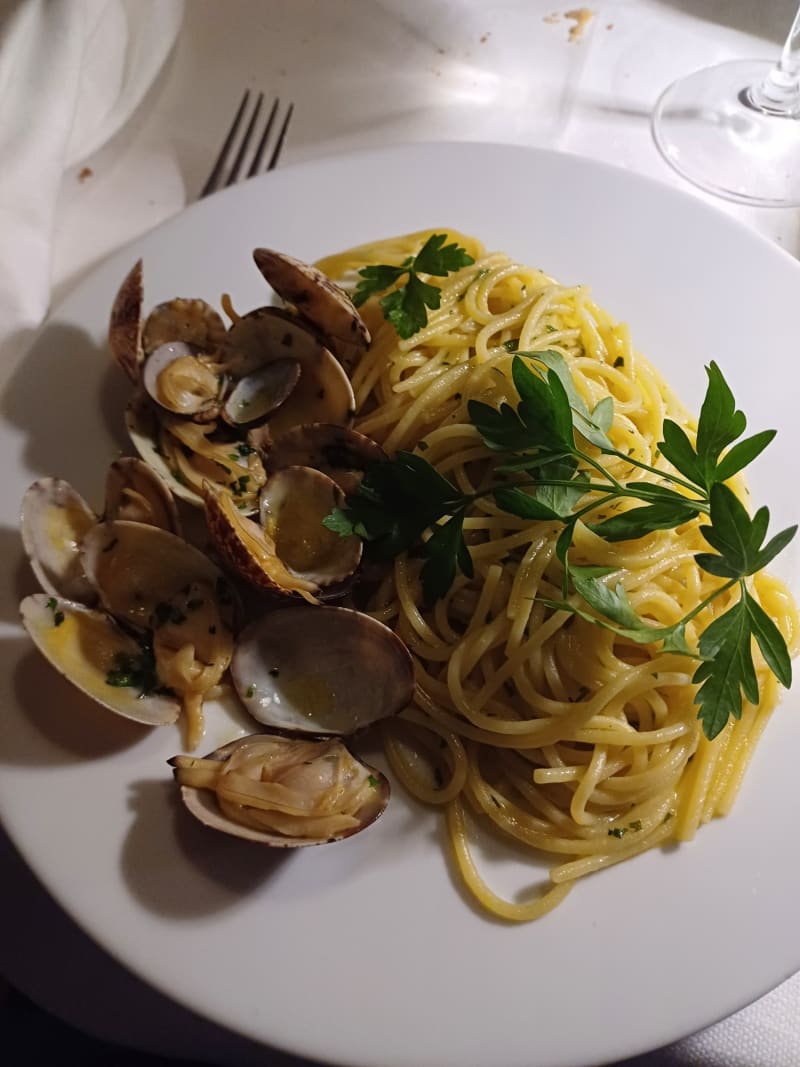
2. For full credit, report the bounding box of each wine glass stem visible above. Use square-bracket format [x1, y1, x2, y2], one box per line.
[748, 4, 800, 114]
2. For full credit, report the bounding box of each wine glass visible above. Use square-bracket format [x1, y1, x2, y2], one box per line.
[652, 6, 800, 206]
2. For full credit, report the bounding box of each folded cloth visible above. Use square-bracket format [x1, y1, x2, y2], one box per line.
[0, 0, 183, 349]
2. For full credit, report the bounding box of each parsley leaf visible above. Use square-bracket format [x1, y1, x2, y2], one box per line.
[353, 234, 474, 339]
[325, 353, 793, 741]
[420, 510, 473, 606]
[105, 644, 160, 695]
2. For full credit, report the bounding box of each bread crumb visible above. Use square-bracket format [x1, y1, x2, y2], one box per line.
[606, 23, 614, 31]
[78, 166, 93, 183]
[543, 13, 560, 24]
[565, 8, 594, 41]
[480, 32, 491, 43]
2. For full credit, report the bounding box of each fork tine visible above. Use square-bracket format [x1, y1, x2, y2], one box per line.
[199, 89, 251, 198]
[247, 98, 280, 178]
[201, 93, 293, 198]
[266, 102, 294, 171]
[228, 91, 264, 185]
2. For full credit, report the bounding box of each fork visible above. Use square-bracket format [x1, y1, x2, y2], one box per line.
[199, 91, 294, 198]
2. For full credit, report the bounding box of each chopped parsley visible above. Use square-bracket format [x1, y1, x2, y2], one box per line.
[45, 597, 65, 627]
[105, 645, 159, 696]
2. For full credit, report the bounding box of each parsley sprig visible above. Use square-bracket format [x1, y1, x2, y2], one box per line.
[325, 352, 796, 740]
[353, 234, 474, 339]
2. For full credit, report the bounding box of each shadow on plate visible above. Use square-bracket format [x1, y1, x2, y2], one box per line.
[0, 638, 150, 767]
[120, 778, 288, 919]
[1, 322, 131, 492]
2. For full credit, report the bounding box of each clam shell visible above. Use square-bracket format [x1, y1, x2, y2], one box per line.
[223, 308, 355, 438]
[222, 358, 301, 428]
[259, 466, 362, 588]
[21, 478, 98, 603]
[231, 604, 414, 736]
[253, 249, 370, 369]
[104, 457, 182, 535]
[20, 594, 179, 726]
[141, 341, 222, 419]
[171, 733, 390, 847]
[265, 423, 386, 495]
[108, 260, 144, 383]
[142, 298, 227, 357]
[203, 483, 319, 600]
[81, 519, 238, 632]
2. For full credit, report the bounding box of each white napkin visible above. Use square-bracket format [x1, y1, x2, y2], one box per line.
[0, 0, 183, 354]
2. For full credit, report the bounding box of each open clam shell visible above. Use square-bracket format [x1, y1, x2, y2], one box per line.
[20, 594, 179, 726]
[141, 341, 223, 420]
[104, 457, 182, 535]
[223, 308, 355, 438]
[170, 733, 390, 847]
[259, 466, 362, 589]
[109, 260, 144, 384]
[222, 357, 300, 428]
[21, 478, 98, 604]
[203, 482, 319, 601]
[81, 519, 238, 633]
[253, 248, 370, 371]
[231, 604, 415, 736]
[142, 298, 227, 357]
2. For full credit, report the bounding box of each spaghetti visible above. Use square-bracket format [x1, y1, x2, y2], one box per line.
[317, 230, 798, 922]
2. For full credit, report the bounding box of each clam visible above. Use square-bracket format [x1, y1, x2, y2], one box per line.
[203, 467, 361, 601]
[20, 594, 179, 726]
[81, 520, 238, 748]
[104, 457, 182, 535]
[126, 392, 204, 507]
[142, 298, 227, 358]
[259, 467, 362, 589]
[21, 478, 98, 604]
[222, 357, 301, 428]
[81, 519, 237, 633]
[265, 423, 386, 495]
[222, 308, 355, 438]
[203, 483, 320, 602]
[253, 248, 370, 371]
[141, 341, 223, 420]
[108, 260, 144, 384]
[170, 733, 390, 846]
[126, 393, 266, 512]
[231, 604, 414, 736]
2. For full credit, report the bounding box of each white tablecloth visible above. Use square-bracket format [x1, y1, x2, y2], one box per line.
[2, 2, 799, 1065]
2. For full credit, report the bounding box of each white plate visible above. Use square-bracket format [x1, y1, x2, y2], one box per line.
[1, 143, 799, 1067]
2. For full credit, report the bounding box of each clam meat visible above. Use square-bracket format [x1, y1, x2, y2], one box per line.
[171, 733, 389, 846]
[81, 520, 238, 748]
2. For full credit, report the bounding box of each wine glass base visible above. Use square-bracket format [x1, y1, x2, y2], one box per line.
[652, 59, 800, 207]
